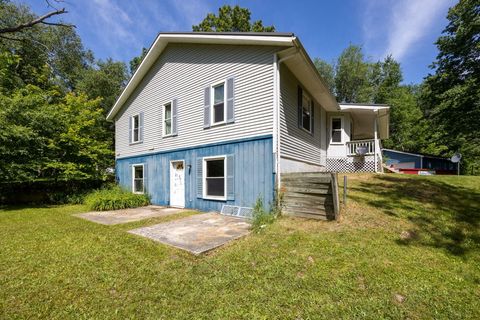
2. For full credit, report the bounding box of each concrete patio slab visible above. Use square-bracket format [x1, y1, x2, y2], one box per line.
[75, 206, 188, 225]
[128, 213, 251, 254]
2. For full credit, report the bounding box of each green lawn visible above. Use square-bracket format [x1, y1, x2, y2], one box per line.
[1, 174, 479, 319]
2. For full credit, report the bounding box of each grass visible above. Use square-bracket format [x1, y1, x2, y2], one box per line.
[1, 174, 479, 319]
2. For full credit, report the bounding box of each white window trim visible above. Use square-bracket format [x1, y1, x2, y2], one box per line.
[210, 80, 227, 127]
[162, 101, 173, 137]
[330, 116, 344, 145]
[130, 113, 141, 144]
[202, 155, 227, 201]
[131, 163, 144, 194]
[301, 92, 313, 134]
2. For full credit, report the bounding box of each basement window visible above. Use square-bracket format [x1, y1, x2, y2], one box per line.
[203, 156, 226, 200]
[132, 164, 144, 194]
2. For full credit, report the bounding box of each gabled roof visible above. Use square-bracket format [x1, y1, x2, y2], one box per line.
[106, 32, 338, 120]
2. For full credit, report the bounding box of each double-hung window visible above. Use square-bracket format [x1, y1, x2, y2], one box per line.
[203, 156, 226, 199]
[212, 82, 225, 125]
[331, 117, 343, 143]
[163, 102, 172, 136]
[131, 114, 140, 143]
[302, 93, 313, 133]
[132, 164, 144, 194]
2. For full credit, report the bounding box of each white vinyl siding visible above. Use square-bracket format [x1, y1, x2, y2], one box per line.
[115, 44, 280, 158]
[279, 64, 326, 167]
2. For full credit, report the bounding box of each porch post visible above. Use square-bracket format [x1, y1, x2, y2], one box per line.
[374, 116, 378, 173]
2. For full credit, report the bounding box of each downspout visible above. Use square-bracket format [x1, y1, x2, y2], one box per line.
[274, 48, 298, 190]
[273, 53, 278, 179]
[374, 113, 378, 173]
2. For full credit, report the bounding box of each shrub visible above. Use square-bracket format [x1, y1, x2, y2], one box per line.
[84, 185, 150, 211]
[251, 197, 279, 232]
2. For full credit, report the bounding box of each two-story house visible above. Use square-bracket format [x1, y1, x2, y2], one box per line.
[107, 32, 389, 213]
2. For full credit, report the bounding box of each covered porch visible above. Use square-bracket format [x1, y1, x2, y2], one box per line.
[326, 104, 389, 173]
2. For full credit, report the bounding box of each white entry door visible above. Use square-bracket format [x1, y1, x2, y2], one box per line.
[170, 161, 185, 208]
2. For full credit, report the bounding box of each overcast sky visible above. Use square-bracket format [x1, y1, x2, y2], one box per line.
[20, 0, 456, 84]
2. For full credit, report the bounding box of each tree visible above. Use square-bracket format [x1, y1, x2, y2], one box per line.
[0, 1, 93, 91]
[0, 1, 114, 182]
[0, 0, 73, 37]
[129, 47, 147, 75]
[370, 55, 403, 104]
[47, 93, 113, 180]
[334, 45, 370, 103]
[76, 59, 128, 114]
[422, 0, 480, 172]
[382, 86, 423, 151]
[192, 5, 275, 32]
[313, 58, 335, 93]
[0, 84, 112, 182]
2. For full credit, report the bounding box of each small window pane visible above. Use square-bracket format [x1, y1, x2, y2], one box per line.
[213, 103, 224, 123]
[134, 166, 143, 179]
[302, 113, 311, 131]
[165, 120, 172, 135]
[206, 178, 225, 197]
[134, 179, 143, 193]
[206, 159, 224, 177]
[164, 103, 172, 120]
[133, 115, 139, 128]
[332, 118, 342, 130]
[214, 84, 224, 104]
[332, 130, 342, 143]
[133, 128, 139, 142]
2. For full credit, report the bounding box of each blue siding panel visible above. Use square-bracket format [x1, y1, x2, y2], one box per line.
[116, 136, 274, 212]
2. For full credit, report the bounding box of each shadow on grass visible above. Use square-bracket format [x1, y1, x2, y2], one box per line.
[0, 203, 54, 211]
[349, 175, 480, 256]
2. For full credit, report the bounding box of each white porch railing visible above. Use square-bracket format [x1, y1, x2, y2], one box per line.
[346, 139, 375, 156]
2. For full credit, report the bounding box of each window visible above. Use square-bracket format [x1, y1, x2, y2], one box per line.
[212, 82, 225, 124]
[163, 102, 172, 136]
[131, 114, 140, 143]
[331, 117, 343, 143]
[302, 93, 313, 132]
[203, 156, 226, 199]
[132, 164, 144, 194]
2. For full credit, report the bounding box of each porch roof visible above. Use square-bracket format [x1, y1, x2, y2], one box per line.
[338, 103, 390, 139]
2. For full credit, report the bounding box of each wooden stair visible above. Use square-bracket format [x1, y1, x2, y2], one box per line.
[281, 172, 339, 220]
